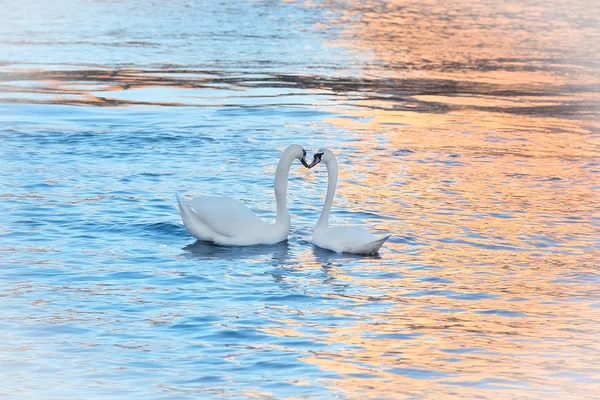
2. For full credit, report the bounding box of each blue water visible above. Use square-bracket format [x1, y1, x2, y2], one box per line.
[1, 0, 599, 398]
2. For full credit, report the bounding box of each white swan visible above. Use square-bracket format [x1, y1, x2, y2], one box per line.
[308, 148, 391, 255]
[176, 144, 308, 246]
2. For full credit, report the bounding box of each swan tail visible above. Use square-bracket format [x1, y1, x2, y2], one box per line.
[344, 235, 391, 255]
[176, 193, 213, 241]
[176, 193, 193, 224]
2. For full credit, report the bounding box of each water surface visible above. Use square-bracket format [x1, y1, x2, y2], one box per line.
[1, 0, 599, 398]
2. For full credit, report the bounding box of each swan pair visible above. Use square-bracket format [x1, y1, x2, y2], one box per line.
[176, 145, 390, 255]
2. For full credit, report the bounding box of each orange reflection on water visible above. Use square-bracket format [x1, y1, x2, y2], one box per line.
[279, 0, 600, 398]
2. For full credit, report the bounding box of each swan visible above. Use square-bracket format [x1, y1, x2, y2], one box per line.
[176, 144, 309, 246]
[308, 148, 391, 255]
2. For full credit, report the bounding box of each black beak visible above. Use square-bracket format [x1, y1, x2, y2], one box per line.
[300, 157, 309, 168]
[308, 153, 323, 169]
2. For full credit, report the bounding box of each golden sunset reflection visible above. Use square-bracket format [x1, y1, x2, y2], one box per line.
[260, 0, 600, 398]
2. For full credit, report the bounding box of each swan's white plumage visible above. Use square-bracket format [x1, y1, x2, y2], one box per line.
[310, 148, 390, 255]
[177, 145, 306, 246]
[189, 196, 263, 238]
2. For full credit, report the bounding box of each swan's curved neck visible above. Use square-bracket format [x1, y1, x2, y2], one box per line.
[317, 156, 338, 229]
[273, 150, 295, 227]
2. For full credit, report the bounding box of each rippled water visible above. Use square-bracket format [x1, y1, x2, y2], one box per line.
[1, 0, 599, 398]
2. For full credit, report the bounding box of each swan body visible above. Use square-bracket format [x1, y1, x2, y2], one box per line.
[177, 144, 308, 246]
[313, 226, 391, 255]
[309, 148, 390, 255]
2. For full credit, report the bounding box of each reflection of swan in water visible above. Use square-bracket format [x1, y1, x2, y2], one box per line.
[182, 240, 290, 262]
[308, 148, 391, 255]
[176, 145, 309, 246]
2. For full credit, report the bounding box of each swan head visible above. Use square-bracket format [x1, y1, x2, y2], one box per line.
[285, 144, 309, 168]
[308, 148, 334, 168]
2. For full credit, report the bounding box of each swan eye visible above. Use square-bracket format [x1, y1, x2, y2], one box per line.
[302, 149, 306, 157]
[315, 153, 323, 160]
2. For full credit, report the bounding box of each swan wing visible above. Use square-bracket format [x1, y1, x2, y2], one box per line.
[188, 195, 266, 238]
